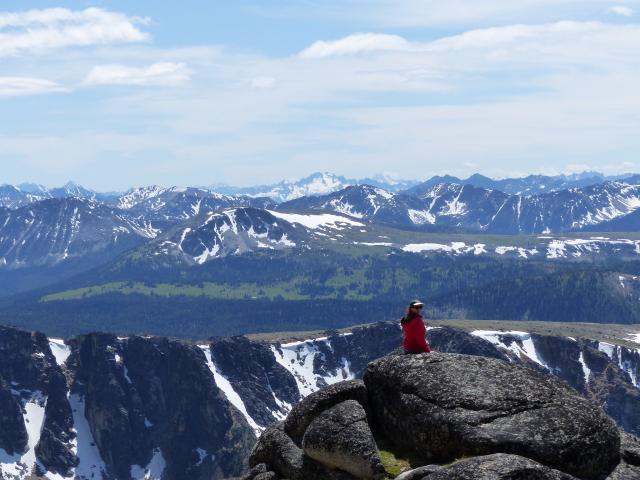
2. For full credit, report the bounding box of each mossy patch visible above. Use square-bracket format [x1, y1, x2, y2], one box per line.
[380, 449, 411, 478]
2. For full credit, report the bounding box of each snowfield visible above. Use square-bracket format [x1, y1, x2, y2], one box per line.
[268, 211, 365, 230]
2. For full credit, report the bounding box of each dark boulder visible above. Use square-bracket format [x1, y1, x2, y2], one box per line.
[284, 380, 369, 445]
[250, 422, 353, 480]
[241, 462, 269, 479]
[621, 431, 640, 466]
[395, 465, 442, 480]
[419, 453, 578, 479]
[302, 400, 385, 479]
[606, 431, 640, 479]
[364, 352, 620, 480]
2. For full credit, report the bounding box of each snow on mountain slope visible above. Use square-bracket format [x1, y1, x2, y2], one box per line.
[268, 210, 365, 229]
[271, 337, 355, 397]
[118, 185, 166, 210]
[597, 341, 640, 388]
[118, 186, 275, 222]
[278, 184, 400, 220]
[403, 242, 486, 255]
[0, 184, 49, 209]
[153, 207, 371, 264]
[400, 236, 640, 260]
[155, 208, 304, 264]
[0, 391, 47, 480]
[200, 346, 264, 435]
[0, 198, 159, 268]
[68, 393, 108, 480]
[211, 172, 353, 203]
[48, 339, 71, 366]
[283, 181, 640, 233]
[471, 330, 550, 369]
[472, 329, 640, 392]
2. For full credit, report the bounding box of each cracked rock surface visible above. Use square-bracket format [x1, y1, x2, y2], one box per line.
[418, 453, 578, 479]
[364, 352, 620, 480]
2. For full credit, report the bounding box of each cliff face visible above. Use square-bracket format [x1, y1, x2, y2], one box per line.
[0, 327, 256, 480]
[1, 322, 640, 479]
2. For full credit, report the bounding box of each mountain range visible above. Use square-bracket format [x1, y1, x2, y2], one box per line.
[2, 171, 640, 332]
[0, 320, 638, 479]
[3, 170, 638, 209]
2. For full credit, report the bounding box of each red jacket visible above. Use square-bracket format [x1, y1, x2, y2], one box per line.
[401, 314, 431, 353]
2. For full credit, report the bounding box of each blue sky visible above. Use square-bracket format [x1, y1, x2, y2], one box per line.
[1, 1, 639, 190]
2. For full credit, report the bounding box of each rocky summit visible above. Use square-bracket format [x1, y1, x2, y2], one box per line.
[244, 351, 640, 480]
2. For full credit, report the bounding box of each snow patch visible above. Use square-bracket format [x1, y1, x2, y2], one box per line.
[267, 211, 364, 230]
[579, 352, 591, 385]
[130, 447, 166, 479]
[199, 346, 263, 435]
[627, 333, 640, 344]
[49, 339, 71, 366]
[271, 339, 355, 397]
[408, 209, 435, 225]
[0, 391, 48, 479]
[69, 393, 107, 480]
[598, 342, 615, 358]
[471, 330, 549, 369]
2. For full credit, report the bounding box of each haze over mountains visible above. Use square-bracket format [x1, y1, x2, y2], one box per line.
[3, 171, 638, 208]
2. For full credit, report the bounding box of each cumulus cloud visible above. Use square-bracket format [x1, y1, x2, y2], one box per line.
[83, 62, 192, 86]
[0, 7, 149, 56]
[300, 33, 413, 58]
[607, 5, 634, 16]
[0, 77, 68, 96]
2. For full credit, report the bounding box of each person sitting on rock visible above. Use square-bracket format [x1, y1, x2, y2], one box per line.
[401, 300, 431, 354]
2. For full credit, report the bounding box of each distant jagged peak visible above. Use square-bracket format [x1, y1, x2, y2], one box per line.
[16, 182, 48, 193]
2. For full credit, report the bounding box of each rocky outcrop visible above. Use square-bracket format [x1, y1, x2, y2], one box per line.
[3, 321, 640, 479]
[302, 400, 385, 479]
[0, 325, 258, 480]
[284, 380, 369, 444]
[0, 379, 27, 455]
[414, 453, 577, 479]
[365, 353, 620, 480]
[69, 333, 257, 479]
[246, 351, 630, 480]
[0, 326, 76, 476]
[581, 343, 640, 437]
[249, 422, 353, 480]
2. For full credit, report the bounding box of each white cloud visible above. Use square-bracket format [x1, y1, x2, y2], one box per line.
[300, 33, 412, 58]
[0, 7, 149, 56]
[607, 5, 634, 16]
[0, 77, 68, 96]
[262, 0, 640, 27]
[300, 22, 640, 60]
[83, 62, 192, 86]
[4, 10, 640, 186]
